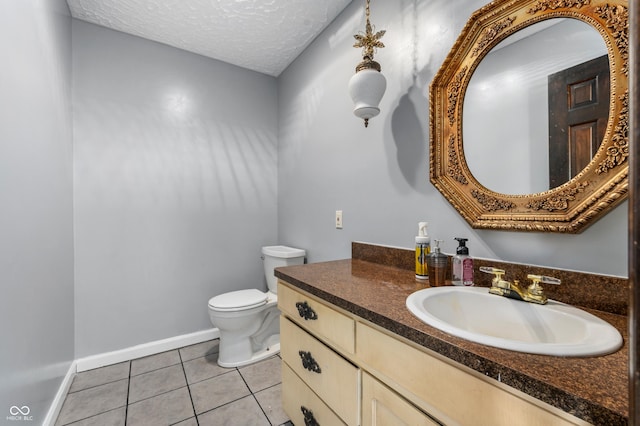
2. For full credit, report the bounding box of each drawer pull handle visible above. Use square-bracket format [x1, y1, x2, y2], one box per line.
[299, 350, 322, 374]
[301, 406, 319, 426]
[296, 301, 318, 320]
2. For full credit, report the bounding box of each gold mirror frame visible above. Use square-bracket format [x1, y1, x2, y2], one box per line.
[429, 0, 628, 233]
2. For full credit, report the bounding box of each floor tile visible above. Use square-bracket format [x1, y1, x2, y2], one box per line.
[239, 355, 282, 393]
[55, 338, 289, 426]
[126, 387, 194, 426]
[128, 364, 187, 403]
[254, 384, 289, 426]
[64, 407, 125, 426]
[55, 379, 128, 426]
[130, 350, 181, 376]
[197, 396, 270, 426]
[182, 352, 231, 384]
[189, 370, 251, 414]
[178, 339, 220, 362]
[69, 362, 130, 393]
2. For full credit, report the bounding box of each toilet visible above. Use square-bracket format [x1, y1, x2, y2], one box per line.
[208, 245, 306, 367]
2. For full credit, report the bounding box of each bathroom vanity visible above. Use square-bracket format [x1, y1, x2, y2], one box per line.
[276, 244, 628, 425]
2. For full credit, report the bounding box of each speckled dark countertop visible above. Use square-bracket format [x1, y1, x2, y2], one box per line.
[274, 244, 628, 425]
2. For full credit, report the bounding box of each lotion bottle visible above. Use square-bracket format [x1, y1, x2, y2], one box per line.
[415, 222, 430, 280]
[452, 237, 474, 286]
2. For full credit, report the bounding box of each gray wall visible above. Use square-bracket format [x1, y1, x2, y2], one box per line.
[0, 0, 74, 423]
[72, 21, 279, 357]
[278, 0, 628, 276]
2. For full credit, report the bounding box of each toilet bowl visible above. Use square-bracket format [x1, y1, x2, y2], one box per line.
[208, 245, 305, 367]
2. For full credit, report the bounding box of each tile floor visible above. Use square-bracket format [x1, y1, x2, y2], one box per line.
[54, 339, 292, 426]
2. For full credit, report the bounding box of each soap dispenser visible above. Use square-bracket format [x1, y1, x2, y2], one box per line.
[415, 222, 430, 280]
[452, 237, 474, 286]
[427, 240, 447, 287]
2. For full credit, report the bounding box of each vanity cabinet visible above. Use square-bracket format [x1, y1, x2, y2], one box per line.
[280, 317, 359, 425]
[279, 283, 359, 425]
[278, 281, 587, 426]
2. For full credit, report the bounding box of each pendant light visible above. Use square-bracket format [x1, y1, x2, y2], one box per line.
[348, 0, 386, 128]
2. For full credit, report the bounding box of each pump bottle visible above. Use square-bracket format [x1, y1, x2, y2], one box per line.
[427, 240, 448, 287]
[415, 222, 430, 280]
[452, 237, 474, 286]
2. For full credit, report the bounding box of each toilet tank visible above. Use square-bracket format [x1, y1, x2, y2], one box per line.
[262, 245, 306, 293]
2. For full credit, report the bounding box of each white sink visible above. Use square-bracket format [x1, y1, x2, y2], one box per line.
[406, 286, 622, 357]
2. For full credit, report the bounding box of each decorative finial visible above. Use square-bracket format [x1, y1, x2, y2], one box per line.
[353, 0, 386, 65]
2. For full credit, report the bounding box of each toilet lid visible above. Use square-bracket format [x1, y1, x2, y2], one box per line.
[208, 289, 267, 311]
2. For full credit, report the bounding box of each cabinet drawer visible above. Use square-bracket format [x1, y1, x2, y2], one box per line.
[282, 363, 346, 426]
[362, 372, 441, 426]
[278, 281, 355, 354]
[281, 316, 359, 426]
[356, 322, 583, 426]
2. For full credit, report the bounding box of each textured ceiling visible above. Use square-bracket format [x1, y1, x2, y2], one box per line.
[66, 0, 353, 77]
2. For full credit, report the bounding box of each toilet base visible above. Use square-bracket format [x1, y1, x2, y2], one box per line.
[217, 341, 280, 368]
[211, 302, 281, 368]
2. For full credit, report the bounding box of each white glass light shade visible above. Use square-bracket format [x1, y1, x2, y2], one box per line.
[348, 68, 387, 122]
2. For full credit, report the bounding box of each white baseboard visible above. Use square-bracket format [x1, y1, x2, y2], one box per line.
[42, 360, 77, 426]
[75, 328, 220, 372]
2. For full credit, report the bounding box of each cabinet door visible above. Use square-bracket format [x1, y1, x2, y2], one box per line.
[356, 322, 585, 426]
[362, 373, 441, 426]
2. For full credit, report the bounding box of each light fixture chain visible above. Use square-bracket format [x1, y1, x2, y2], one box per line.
[365, 0, 370, 25]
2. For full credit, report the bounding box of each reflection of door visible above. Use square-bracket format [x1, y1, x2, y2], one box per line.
[548, 55, 609, 189]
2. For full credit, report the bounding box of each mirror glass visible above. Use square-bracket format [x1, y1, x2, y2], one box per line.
[463, 18, 608, 195]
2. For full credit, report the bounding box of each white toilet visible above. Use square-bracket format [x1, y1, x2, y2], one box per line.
[208, 245, 306, 367]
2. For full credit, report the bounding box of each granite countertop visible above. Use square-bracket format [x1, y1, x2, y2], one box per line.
[275, 258, 628, 425]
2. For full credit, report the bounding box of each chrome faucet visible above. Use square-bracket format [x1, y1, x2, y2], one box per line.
[479, 267, 560, 305]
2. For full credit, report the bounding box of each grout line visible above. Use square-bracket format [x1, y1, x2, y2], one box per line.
[129, 348, 186, 377]
[130, 361, 182, 378]
[124, 360, 131, 426]
[236, 365, 249, 392]
[183, 368, 235, 387]
[55, 380, 130, 426]
[194, 393, 255, 418]
[66, 376, 129, 395]
[191, 366, 260, 419]
[178, 350, 201, 426]
[57, 406, 127, 426]
[251, 392, 271, 425]
[236, 367, 273, 424]
[126, 384, 191, 406]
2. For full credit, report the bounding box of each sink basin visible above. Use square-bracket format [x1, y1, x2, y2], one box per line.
[406, 286, 622, 357]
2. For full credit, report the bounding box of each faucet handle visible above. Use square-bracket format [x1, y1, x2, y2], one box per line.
[526, 274, 560, 301]
[527, 274, 561, 286]
[480, 266, 505, 276]
[480, 267, 509, 288]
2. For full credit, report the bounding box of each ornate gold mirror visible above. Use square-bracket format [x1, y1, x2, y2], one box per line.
[430, 0, 628, 233]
